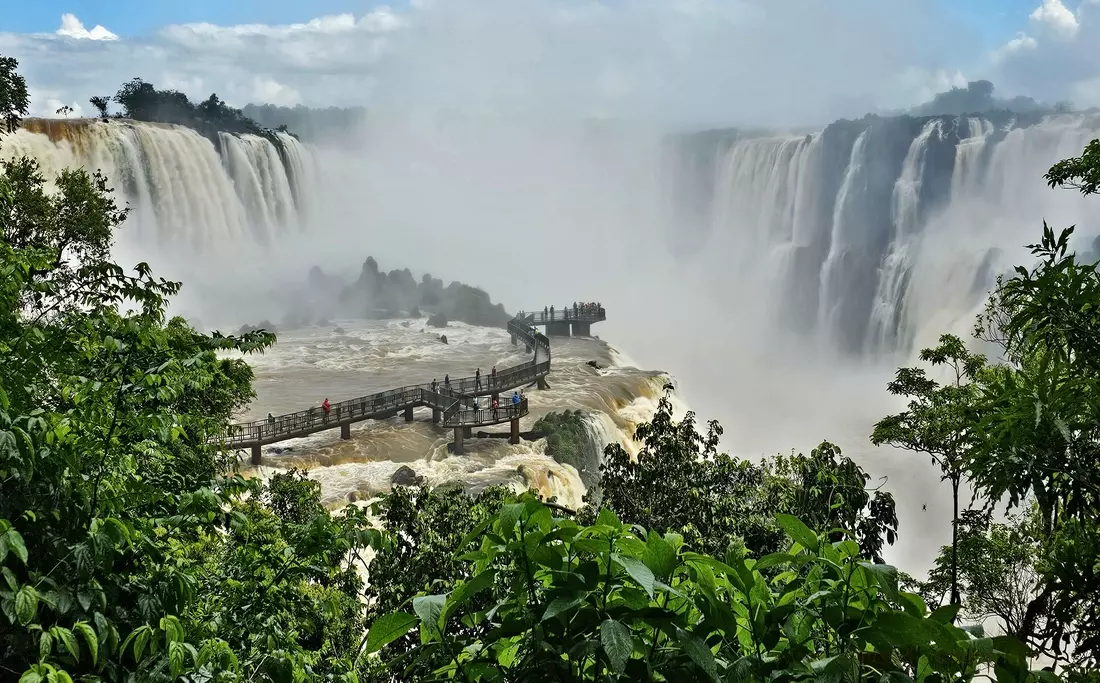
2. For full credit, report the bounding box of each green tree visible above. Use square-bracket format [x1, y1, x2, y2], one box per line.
[872, 334, 986, 607]
[598, 386, 897, 562]
[0, 55, 28, 134]
[89, 95, 111, 120]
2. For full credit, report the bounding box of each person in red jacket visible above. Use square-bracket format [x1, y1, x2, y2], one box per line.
[322, 398, 331, 419]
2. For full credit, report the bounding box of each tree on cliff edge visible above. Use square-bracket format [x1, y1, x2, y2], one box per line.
[0, 55, 29, 134]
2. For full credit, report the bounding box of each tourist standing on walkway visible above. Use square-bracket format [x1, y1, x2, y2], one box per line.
[491, 365, 497, 386]
[475, 368, 481, 390]
[550, 305, 555, 319]
[322, 398, 331, 419]
[543, 306, 548, 319]
[444, 374, 450, 388]
[431, 379, 438, 393]
[492, 396, 499, 419]
[511, 391, 520, 407]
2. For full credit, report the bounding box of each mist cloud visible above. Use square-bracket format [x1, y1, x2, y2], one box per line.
[1, 0, 1069, 128]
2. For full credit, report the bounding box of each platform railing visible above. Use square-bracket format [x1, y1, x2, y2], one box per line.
[214, 314, 550, 448]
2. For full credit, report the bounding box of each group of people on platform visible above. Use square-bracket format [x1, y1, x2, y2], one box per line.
[541, 302, 604, 320]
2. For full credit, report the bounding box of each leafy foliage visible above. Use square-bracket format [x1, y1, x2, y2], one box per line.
[1046, 138, 1100, 196]
[368, 495, 1046, 682]
[0, 55, 28, 134]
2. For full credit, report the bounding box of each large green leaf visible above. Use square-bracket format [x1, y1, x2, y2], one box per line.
[613, 555, 655, 597]
[14, 585, 37, 625]
[363, 612, 419, 654]
[600, 619, 632, 674]
[675, 627, 718, 681]
[644, 533, 678, 579]
[775, 514, 818, 552]
[413, 594, 448, 638]
[542, 593, 587, 621]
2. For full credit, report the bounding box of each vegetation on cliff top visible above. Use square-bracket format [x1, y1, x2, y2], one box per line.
[3, 54, 1100, 680]
[87, 77, 294, 147]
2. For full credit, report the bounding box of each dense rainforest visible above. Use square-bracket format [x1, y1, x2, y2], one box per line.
[4, 54, 1100, 682]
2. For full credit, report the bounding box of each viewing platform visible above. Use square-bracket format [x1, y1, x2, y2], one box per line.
[517, 304, 606, 338]
[212, 311, 587, 462]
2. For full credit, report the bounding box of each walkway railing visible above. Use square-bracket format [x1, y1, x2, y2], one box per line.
[525, 307, 606, 324]
[214, 315, 549, 449]
[444, 396, 529, 427]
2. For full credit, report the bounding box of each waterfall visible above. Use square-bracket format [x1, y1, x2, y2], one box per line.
[669, 112, 1100, 358]
[0, 119, 316, 251]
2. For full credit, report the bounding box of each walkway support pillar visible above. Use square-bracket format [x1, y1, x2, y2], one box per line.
[341, 423, 351, 440]
[510, 418, 520, 445]
[546, 321, 571, 337]
[572, 322, 591, 337]
[250, 445, 261, 466]
[463, 426, 472, 438]
[453, 427, 464, 455]
[537, 377, 549, 390]
[432, 408, 441, 423]
[511, 333, 517, 346]
[404, 406, 414, 422]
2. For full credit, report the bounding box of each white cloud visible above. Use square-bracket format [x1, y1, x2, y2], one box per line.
[1029, 0, 1079, 40]
[251, 77, 302, 107]
[987, 0, 1100, 108]
[1, 2, 1091, 127]
[56, 13, 118, 41]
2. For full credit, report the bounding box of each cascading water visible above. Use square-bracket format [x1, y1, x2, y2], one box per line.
[0, 119, 316, 251]
[668, 113, 1100, 359]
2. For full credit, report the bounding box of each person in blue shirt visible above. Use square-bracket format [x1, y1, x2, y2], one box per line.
[511, 391, 520, 407]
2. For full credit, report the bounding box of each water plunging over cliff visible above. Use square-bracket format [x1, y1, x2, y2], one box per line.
[665, 113, 1100, 359]
[1, 118, 317, 251]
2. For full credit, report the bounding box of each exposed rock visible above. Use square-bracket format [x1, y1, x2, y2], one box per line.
[586, 360, 604, 369]
[439, 334, 448, 345]
[401, 321, 411, 328]
[333, 326, 345, 334]
[347, 492, 358, 503]
[427, 312, 448, 328]
[391, 465, 424, 487]
[317, 318, 333, 327]
[238, 319, 278, 336]
[269, 446, 294, 454]
[410, 306, 422, 318]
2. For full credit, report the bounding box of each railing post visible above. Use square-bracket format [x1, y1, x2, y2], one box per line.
[251, 445, 261, 466]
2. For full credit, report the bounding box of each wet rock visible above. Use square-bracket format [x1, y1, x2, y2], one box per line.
[427, 312, 448, 328]
[268, 446, 294, 454]
[439, 334, 448, 345]
[238, 320, 278, 336]
[333, 326, 345, 334]
[410, 306, 422, 318]
[586, 360, 604, 369]
[317, 318, 333, 327]
[401, 321, 411, 328]
[347, 492, 358, 503]
[391, 465, 424, 487]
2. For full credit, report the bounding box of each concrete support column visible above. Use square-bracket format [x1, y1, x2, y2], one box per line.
[572, 322, 591, 337]
[341, 423, 351, 440]
[432, 408, 442, 423]
[511, 334, 517, 346]
[463, 426, 472, 438]
[251, 445, 261, 466]
[546, 321, 571, 337]
[404, 406, 414, 422]
[537, 377, 549, 390]
[453, 427, 464, 455]
[510, 418, 520, 445]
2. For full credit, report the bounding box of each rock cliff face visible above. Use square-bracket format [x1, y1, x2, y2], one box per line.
[276, 256, 511, 329]
[663, 111, 1100, 357]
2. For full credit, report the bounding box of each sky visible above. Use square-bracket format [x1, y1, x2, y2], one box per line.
[1, 0, 1099, 127]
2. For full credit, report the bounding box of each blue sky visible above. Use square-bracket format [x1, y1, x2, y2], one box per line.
[0, 0, 396, 36]
[0, 0, 1039, 44]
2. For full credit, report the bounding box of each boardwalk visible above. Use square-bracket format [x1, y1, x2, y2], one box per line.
[522, 304, 606, 337]
[214, 311, 599, 462]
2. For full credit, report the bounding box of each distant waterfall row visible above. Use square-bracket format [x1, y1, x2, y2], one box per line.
[665, 113, 1100, 358]
[0, 119, 318, 250]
